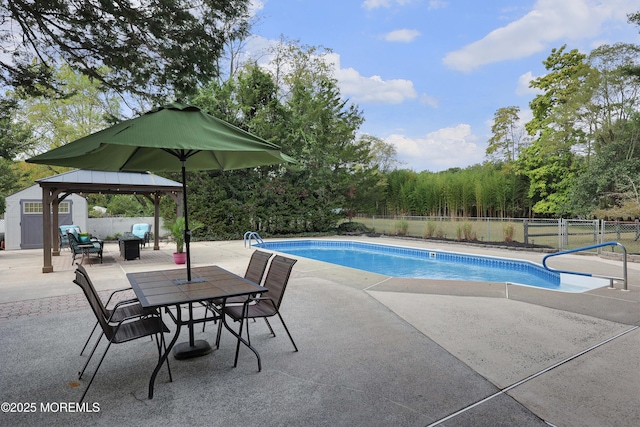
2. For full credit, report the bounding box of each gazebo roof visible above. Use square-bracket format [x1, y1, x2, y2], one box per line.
[37, 169, 183, 194]
[36, 170, 183, 273]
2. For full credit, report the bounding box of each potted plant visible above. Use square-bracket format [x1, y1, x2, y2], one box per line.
[164, 217, 202, 264]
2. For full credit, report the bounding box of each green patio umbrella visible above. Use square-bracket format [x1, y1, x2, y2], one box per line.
[28, 102, 293, 281]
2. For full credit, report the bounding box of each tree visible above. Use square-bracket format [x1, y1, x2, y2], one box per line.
[0, 1, 251, 100]
[0, 96, 33, 159]
[624, 12, 640, 79]
[16, 64, 121, 155]
[519, 46, 595, 216]
[486, 106, 529, 162]
[587, 43, 640, 151]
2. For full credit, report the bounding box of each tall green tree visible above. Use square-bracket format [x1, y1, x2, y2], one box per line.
[519, 46, 596, 216]
[187, 42, 375, 235]
[486, 106, 529, 162]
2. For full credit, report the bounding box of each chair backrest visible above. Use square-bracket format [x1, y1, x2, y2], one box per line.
[261, 255, 297, 309]
[74, 264, 109, 318]
[59, 225, 80, 244]
[131, 223, 151, 239]
[67, 231, 81, 251]
[73, 267, 113, 338]
[60, 225, 80, 236]
[244, 250, 273, 285]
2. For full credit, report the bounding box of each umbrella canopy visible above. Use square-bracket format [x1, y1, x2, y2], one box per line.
[27, 102, 295, 172]
[28, 102, 294, 280]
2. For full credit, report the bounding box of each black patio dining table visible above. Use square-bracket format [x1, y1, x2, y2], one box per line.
[127, 265, 267, 399]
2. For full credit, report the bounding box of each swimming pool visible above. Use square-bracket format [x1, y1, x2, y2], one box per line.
[257, 240, 607, 293]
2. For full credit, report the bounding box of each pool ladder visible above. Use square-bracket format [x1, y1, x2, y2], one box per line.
[244, 231, 264, 248]
[542, 242, 628, 291]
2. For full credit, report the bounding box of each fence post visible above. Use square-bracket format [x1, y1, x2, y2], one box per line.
[524, 219, 529, 245]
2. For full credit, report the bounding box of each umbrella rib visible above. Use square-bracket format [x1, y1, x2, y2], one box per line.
[162, 148, 201, 162]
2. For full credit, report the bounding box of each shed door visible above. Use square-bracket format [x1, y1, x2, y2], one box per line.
[20, 200, 73, 249]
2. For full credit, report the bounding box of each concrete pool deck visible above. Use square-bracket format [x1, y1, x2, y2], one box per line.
[0, 236, 638, 426]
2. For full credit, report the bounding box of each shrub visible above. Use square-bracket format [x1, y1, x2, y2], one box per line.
[423, 221, 436, 238]
[503, 223, 515, 242]
[456, 225, 463, 241]
[395, 220, 409, 236]
[462, 222, 477, 240]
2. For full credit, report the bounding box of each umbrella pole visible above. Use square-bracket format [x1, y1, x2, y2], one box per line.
[182, 160, 192, 282]
[172, 159, 212, 359]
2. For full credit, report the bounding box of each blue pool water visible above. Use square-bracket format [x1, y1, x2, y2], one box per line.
[258, 240, 572, 290]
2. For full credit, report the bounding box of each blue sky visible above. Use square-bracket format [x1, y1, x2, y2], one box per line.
[245, 0, 640, 172]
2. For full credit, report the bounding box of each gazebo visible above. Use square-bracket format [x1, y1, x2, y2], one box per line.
[37, 169, 183, 273]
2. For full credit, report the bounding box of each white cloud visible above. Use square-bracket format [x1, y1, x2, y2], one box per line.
[248, 0, 265, 15]
[326, 53, 418, 104]
[515, 71, 543, 96]
[442, 0, 637, 72]
[383, 29, 421, 43]
[362, 0, 417, 10]
[428, 0, 448, 10]
[385, 124, 483, 171]
[420, 93, 439, 107]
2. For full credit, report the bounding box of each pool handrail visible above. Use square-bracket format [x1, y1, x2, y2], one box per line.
[244, 231, 264, 248]
[542, 242, 628, 291]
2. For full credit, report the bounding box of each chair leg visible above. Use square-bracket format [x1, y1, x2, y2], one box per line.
[215, 315, 223, 349]
[276, 312, 298, 352]
[80, 321, 100, 355]
[264, 318, 276, 337]
[79, 333, 103, 379]
[233, 318, 244, 368]
[154, 331, 172, 382]
[79, 339, 114, 403]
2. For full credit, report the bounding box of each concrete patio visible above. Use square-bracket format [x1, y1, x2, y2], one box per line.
[0, 236, 638, 426]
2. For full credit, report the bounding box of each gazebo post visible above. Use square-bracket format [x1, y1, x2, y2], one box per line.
[42, 188, 54, 273]
[153, 193, 160, 250]
[52, 196, 60, 257]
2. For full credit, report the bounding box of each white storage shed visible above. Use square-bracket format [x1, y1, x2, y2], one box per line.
[4, 183, 87, 250]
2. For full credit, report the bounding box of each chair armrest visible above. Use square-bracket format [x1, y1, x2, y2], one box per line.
[103, 287, 137, 307]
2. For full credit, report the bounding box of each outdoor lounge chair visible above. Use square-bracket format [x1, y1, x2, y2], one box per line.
[58, 225, 80, 250]
[219, 255, 298, 368]
[75, 264, 157, 356]
[202, 250, 273, 333]
[68, 230, 103, 265]
[73, 267, 171, 403]
[131, 223, 152, 247]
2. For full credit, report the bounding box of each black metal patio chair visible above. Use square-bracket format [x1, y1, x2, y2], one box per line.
[219, 255, 298, 369]
[73, 267, 171, 403]
[75, 264, 157, 356]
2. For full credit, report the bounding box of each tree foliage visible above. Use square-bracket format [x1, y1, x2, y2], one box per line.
[486, 106, 529, 162]
[1, 0, 251, 101]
